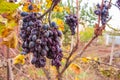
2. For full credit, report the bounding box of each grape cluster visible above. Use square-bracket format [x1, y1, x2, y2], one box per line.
[94, 1, 110, 25]
[65, 14, 78, 35]
[20, 12, 63, 68]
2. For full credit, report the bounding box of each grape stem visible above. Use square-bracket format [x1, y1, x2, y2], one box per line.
[40, 2, 55, 19]
[76, 0, 80, 43]
[48, 2, 55, 27]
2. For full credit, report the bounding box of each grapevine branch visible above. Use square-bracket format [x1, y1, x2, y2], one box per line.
[40, 1, 58, 19]
[40, 3, 54, 19]
[59, 35, 97, 76]
[57, 0, 113, 79]
[48, 2, 55, 27]
[106, 0, 120, 10]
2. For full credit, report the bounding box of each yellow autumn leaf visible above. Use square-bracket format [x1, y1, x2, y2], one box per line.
[75, 76, 79, 80]
[50, 66, 58, 75]
[0, 1, 19, 14]
[46, 0, 52, 8]
[53, 18, 64, 31]
[0, 22, 6, 37]
[13, 54, 25, 65]
[81, 57, 89, 63]
[7, 20, 18, 28]
[64, 6, 70, 14]
[1, 28, 13, 38]
[93, 57, 99, 61]
[53, 6, 63, 12]
[0, 28, 18, 48]
[71, 63, 81, 74]
[86, 57, 92, 60]
[22, 2, 40, 12]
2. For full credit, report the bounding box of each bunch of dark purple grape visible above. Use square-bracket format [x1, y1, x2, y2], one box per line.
[20, 12, 63, 68]
[94, 1, 110, 25]
[116, 0, 120, 9]
[65, 14, 78, 35]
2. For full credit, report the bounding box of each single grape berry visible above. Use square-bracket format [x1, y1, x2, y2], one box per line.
[41, 49, 47, 56]
[39, 57, 46, 67]
[21, 12, 28, 17]
[44, 31, 50, 37]
[96, 3, 100, 8]
[29, 41, 35, 48]
[51, 21, 57, 27]
[28, 4, 33, 10]
[57, 30, 62, 37]
[27, 27, 31, 32]
[31, 57, 37, 64]
[29, 21, 34, 26]
[21, 51, 27, 55]
[42, 24, 49, 30]
[94, 10, 101, 15]
[32, 35, 37, 41]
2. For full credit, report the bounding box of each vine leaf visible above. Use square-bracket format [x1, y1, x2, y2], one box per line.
[0, 22, 6, 36]
[13, 54, 25, 65]
[52, 18, 64, 31]
[22, 2, 40, 12]
[70, 63, 81, 74]
[0, 28, 18, 48]
[75, 76, 79, 80]
[7, 20, 18, 27]
[0, 1, 19, 14]
[1, 12, 19, 27]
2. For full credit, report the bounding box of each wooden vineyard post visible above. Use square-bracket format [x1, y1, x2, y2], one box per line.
[76, 0, 79, 43]
[7, 47, 10, 80]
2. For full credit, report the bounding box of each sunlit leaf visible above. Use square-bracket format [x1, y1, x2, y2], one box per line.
[0, 22, 6, 36]
[7, 20, 18, 27]
[71, 63, 81, 74]
[0, 28, 18, 48]
[53, 18, 64, 31]
[13, 54, 25, 65]
[100, 69, 111, 77]
[81, 57, 89, 63]
[22, 2, 40, 12]
[0, 1, 19, 14]
[1, 28, 13, 38]
[93, 57, 99, 61]
[75, 76, 79, 80]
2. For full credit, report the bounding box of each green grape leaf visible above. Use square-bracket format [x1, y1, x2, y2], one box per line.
[0, 1, 19, 14]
